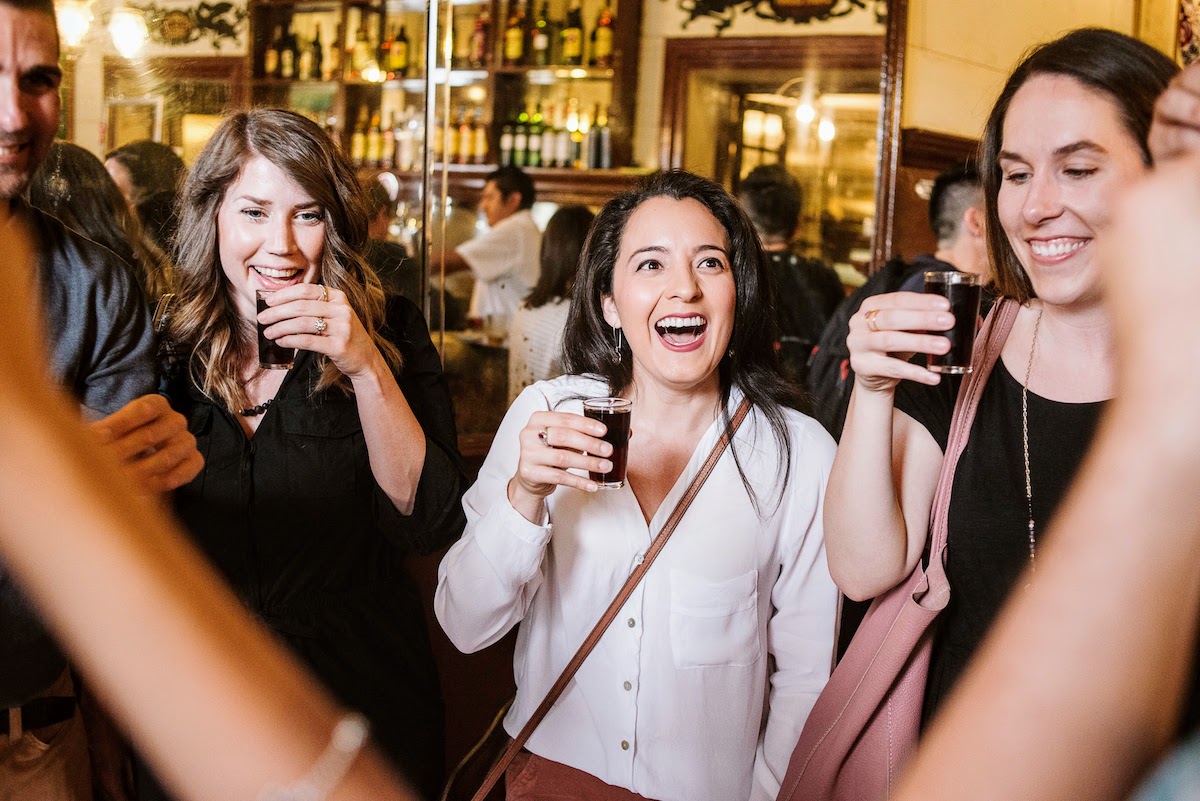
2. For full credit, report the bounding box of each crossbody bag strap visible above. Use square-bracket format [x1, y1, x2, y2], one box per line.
[470, 397, 753, 801]
[927, 298, 1021, 562]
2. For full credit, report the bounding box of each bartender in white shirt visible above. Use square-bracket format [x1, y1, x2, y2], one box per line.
[440, 166, 542, 331]
[436, 171, 837, 801]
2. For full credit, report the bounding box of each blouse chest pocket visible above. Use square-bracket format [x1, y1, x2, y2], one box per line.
[669, 569, 761, 669]
[278, 404, 364, 498]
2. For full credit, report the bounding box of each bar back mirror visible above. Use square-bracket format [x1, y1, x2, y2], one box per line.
[659, 0, 907, 276]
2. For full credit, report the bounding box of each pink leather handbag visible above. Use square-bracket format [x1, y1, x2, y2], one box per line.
[776, 299, 1019, 801]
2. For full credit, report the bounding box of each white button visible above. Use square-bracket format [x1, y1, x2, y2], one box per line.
[634, 553, 645, 565]
[627, 618, 636, 628]
[621, 740, 630, 750]
[623, 681, 632, 691]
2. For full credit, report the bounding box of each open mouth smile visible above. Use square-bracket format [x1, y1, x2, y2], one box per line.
[654, 314, 707, 351]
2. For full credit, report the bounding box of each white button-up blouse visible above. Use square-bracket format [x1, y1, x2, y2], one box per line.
[435, 375, 838, 801]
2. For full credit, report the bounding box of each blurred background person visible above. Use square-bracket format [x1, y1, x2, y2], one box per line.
[439, 165, 541, 337]
[31, 141, 176, 299]
[104, 140, 187, 257]
[738, 163, 843, 386]
[506, 204, 594, 404]
[151, 109, 466, 801]
[361, 174, 421, 303]
[896, 161, 991, 301]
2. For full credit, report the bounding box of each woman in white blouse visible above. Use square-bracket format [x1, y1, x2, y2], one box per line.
[436, 171, 838, 801]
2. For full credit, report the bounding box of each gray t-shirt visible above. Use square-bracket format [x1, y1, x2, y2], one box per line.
[0, 204, 156, 706]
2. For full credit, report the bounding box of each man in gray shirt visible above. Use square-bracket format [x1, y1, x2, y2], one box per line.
[0, 1, 202, 797]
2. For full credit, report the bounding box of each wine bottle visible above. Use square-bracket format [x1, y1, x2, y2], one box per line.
[591, 0, 614, 68]
[264, 25, 283, 78]
[531, 0, 550, 66]
[298, 21, 314, 80]
[350, 105, 368, 166]
[381, 112, 395, 169]
[472, 109, 489, 165]
[503, 0, 527, 67]
[526, 103, 543, 167]
[513, 107, 529, 167]
[280, 21, 297, 79]
[468, 9, 490, 69]
[499, 122, 514, 166]
[378, 25, 392, 77]
[457, 107, 473, 165]
[312, 23, 325, 80]
[366, 111, 382, 167]
[391, 25, 410, 77]
[560, 0, 583, 66]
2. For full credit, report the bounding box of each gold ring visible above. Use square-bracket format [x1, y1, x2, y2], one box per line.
[537, 427, 550, 446]
[865, 309, 882, 332]
[319, 284, 328, 303]
[314, 317, 328, 335]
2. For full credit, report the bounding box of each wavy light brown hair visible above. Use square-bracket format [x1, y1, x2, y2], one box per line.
[167, 108, 400, 412]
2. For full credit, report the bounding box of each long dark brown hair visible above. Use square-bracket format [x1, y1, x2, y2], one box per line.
[167, 108, 400, 412]
[980, 28, 1177, 302]
[562, 170, 805, 509]
[524, 205, 594, 309]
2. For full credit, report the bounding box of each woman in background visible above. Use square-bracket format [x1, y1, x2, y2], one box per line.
[154, 108, 466, 800]
[507, 204, 595, 404]
[30, 141, 175, 298]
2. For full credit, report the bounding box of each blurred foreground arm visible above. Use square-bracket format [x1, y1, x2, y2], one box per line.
[893, 151, 1200, 801]
[0, 227, 412, 801]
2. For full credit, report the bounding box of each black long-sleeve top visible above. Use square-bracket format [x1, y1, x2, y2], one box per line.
[162, 295, 466, 797]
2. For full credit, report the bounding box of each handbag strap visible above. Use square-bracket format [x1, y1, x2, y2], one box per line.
[470, 396, 753, 801]
[927, 298, 1020, 564]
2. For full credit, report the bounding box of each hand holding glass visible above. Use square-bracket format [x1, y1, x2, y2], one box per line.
[257, 290, 296, 370]
[582, 398, 631, 489]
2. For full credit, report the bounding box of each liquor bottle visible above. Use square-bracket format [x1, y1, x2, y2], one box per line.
[560, 0, 583, 66]
[468, 9, 490, 69]
[312, 23, 325, 80]
[503, 0, 527, 67]
[328, 23, 343, 80]
[350, 105, 368, 166]
[264, 25, 283, 77]
[531, 1, 550, 66]
[381, 112, 395, 169]
[298, 21, 314, 80]
[526, 103, 543, 167]
[499, 122, 514, 166]
[514, 106, 531, 166]
[366, 111, 382, 166]
[378, 25, 392, 77]
[591, 0, 614, 68]
[457, 108, 473, 165]
[594, 104, 612, 168]
[471, 108, 489, 165]
[280, 21, 297, 79]
[395, 107, 417, 170]
[540, 101, 558, 167]
[352, 20, 372, 77]
[391, 25, 410, 77]
[555, 99, 575, 169]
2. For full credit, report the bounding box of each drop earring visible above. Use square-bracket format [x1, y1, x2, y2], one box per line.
[612, 327, 623, 364]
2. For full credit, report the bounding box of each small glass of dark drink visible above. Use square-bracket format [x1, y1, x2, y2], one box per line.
[924, 271, 983, 375]
[582, 397, 632, 489]
[256, 290, 295, 370]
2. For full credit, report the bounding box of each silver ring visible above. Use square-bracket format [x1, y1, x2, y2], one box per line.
[537, 427, 550, 446]
[314, 317, 327, 335]
[319, 284, 328, 303]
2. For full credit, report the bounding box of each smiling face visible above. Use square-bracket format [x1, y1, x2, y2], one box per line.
[216, 155, 325, 321]
[0, 5, 61, 201]
[997, 74, 1148, 309]
[601, 196, 736, 398]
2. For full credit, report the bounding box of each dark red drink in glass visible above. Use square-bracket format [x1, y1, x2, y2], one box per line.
[924, 271, 982, 375]
[583, 397, 632, 489]
[256, 290, 295, 370]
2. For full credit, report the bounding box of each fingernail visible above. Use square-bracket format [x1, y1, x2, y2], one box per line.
[586, 482, 599, 492]
[601, 443, 613, 456]
[599, 460, 613, 472]
[938, 314, 955, 325]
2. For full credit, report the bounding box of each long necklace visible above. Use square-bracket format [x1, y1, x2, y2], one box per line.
[1021, 306, 1044, 571]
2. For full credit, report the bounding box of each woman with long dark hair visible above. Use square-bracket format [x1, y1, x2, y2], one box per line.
[823, 27, 1185, 729]
[437, 170, 837, 801]
[152, 108, 466, 800]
